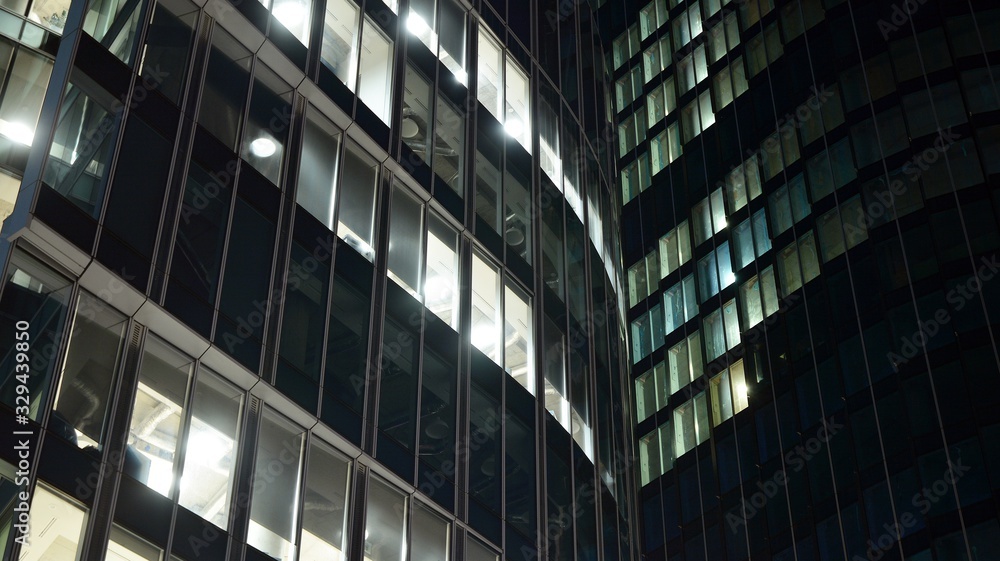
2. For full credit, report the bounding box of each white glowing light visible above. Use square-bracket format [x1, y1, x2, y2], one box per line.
[272, 0, 306, 28]
[504, 118, 523, 138]
[0, 122, 34, 145]
[472, 325, 495, 350]
[250, 137, 277, 157]
[406, 13, 429, 35]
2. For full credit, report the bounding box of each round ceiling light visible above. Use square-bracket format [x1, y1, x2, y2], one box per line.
[250, 137, 277, 158]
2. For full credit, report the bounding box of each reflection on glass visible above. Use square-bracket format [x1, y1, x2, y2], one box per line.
[83, 0, 144, 63]
[300, 440, 351, 561]
[249, 408, 304, 561]
[505, 59, 530, 150]
[198, 28, 252, 150]
[477, 29, 503, 120]
[242, 65, 292, 186]
[178, 367, 243, 530]
[543, 317, 569, 430]
[43, 79, 118, 217]
[322, 0, 360, 88]
[54, 291, 129, 449]
[127, 334, 193, 497]
[297, 105, 342, 230]
[387, 184, 424, 298]
[364, 478, 406, 561]
[411, 502, 450, 561]
[140, 0, 198, 103]
[337, 140, 378, 260]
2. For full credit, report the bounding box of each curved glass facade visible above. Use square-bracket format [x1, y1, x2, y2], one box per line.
[0, 0, 640, 559]
[610, 0, 1000, 558]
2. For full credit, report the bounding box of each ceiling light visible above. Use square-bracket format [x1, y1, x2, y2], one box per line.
[272, 0, 306, 28]
[406, 12, 429, 35]
[401, 117, 419, 139]
[250, 137, 277, 157]
[1, 122, 34, 145]
[504, 118, 523, 138]
[472, 325, 495, 350]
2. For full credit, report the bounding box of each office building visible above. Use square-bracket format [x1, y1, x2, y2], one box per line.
[0, 0, 640, 558]
[608, 0, 1000, 558]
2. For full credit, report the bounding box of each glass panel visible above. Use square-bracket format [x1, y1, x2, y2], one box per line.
[740, 275, 763, 328]
[127, 334, 193, 497]
[0, 249, 72, 421]
[411, 502, 450, 561]
[364, 478, 407, 561]
[197, 28, 252, 150]
[271, 0, 311, 44]
[322, 0, 360, 89]
[504, 163, 532, 263]
[760, 265, 779, 316]
[279, 236, 331, 382]
[358, 19, 393, 124]
[467, 538, 498, 561]
[30, 0, 73, 33]
[387, 184, 424, 298]
[84, 0, 143, 63]
[474, 124, 501, 230]
[505, 59, 530, 150]
[471, 252, 501, 363]
[477, 29, 503, 120]
[337, 140, 378, 260]
[297, 105, 342, 230]
[248, 409, 304, 561]
[704, 308, 725, 360]
[425, 212, 459, 328]
[433, 95, 464, 194]
[140, 0, 198, 103]
[43, 79, 118, 217]
[673, 401, 695, 457]
[723, 298, 740, 350]
[710, 368, 732, 426]
[694, 391, 710, 444]
[178, 367, 243, 529]
[504, 282, 533, 394]
[639, 430, 660, 485]
[402, 64, 432, 167]
[438, 0, 465, 81]
[107, 524, 163, 560]
[242, 65, 292, 186]
[18, 485, 87, 559]
[543, 317, 569, 429]
[54, 290, 129, 448]
[0, 50, 51, 146]
[300, 440, 350, 561]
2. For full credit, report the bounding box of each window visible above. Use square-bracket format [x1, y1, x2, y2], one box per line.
[127, 334, 193, 497]
[18, 485, 87, 559]
[411, 502, 451, 561]
[478, 30, 503, 119]
[504, 282, 534, 393]
[364, 478, 407, 561]
[297, 105, 342, 230]
[242, 65, 292, 186]
[709, 369, 733, 426]
[817, 206, 845, 262]
[0, 48, 52, 147]
[337, 140, 379, 259]
[639, 429, 661, 485]
[506, 57, 531, 150]
[425, 211, 459, 327]
[249, 408, 305, 561]
[636, 363, 667, 421]
[198, 28, 252, 150]
[358, 19, 394, 124]
[107, 524, 163, 559]
[543, 317, 569, 428]
[53, 291, 129, 449]
[664, 275, 696, 334]
[387, 184, 424, 298]
[0, 249, 72, 419]
[704, 308, 726, 360]
[540, 94, 561, 184]
[300, 439, 351, 561]
[178, 367, 244, 529]
[407, 0, 466, 81]
[659, 221, 692, 278]
[673, 400, 696, 457]
[471, 252, 502, 363]
[321, 0, 360, 88]
[43, 78, 118, 216]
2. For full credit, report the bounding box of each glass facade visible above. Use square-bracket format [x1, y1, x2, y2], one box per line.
[0, 0, 634, 560]
[613, 0, 1000, 559]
